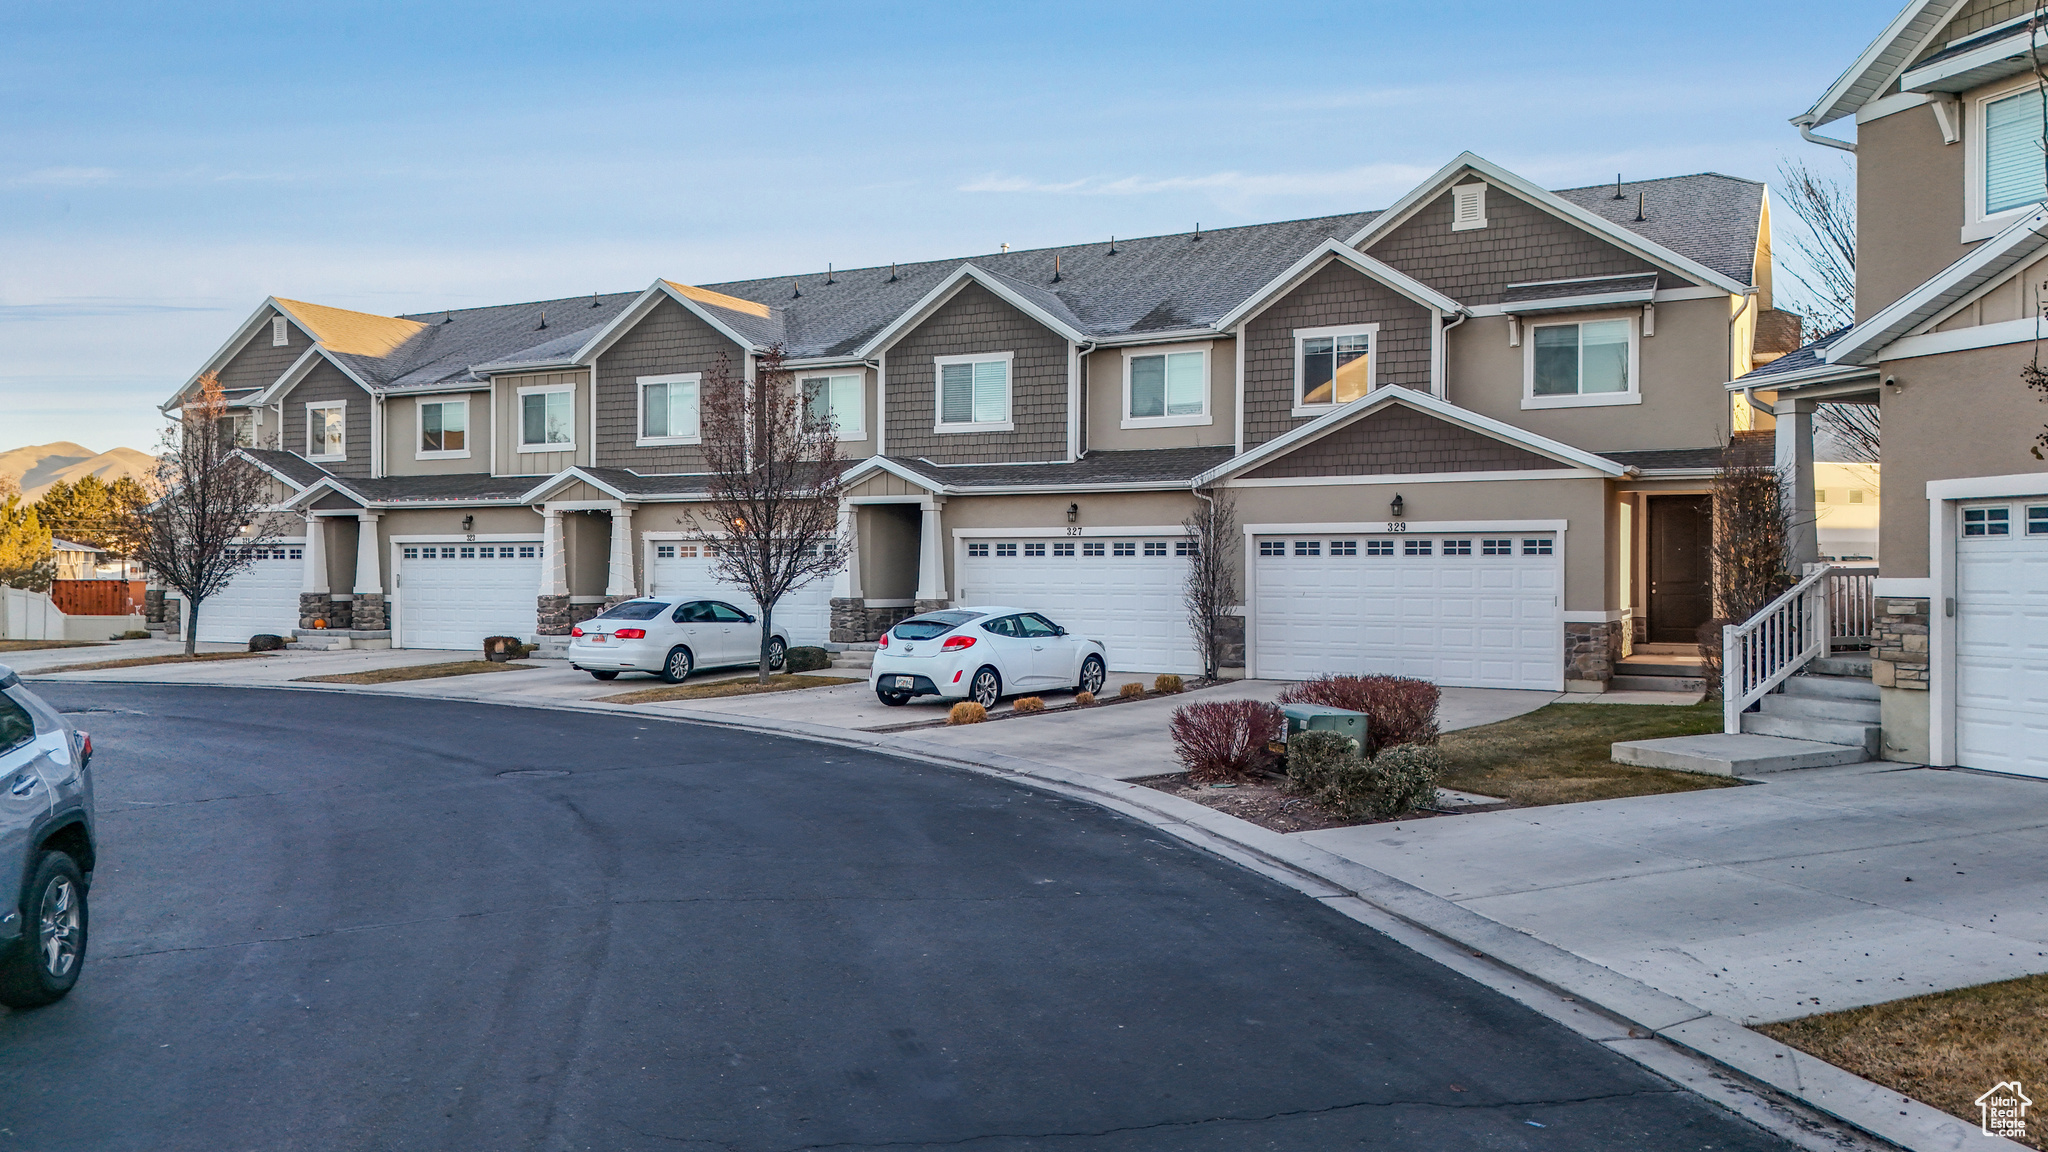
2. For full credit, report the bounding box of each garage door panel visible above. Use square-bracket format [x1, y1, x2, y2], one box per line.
[958, 537, 1200, 674]
[647, 544, 833, 645]
[397, 541, 540, 650]
[194, 541, 306, 644]
[1954, 505, 2048, 777]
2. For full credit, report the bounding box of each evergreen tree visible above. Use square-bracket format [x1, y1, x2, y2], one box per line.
[0, 495, 56, 592]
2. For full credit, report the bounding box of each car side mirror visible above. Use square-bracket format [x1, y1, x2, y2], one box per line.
[742, 614, 755, 624]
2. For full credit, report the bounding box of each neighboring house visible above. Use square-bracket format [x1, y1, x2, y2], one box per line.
[159, 151, 1784, 693]
[50, 539, 100, 582]
[1733, 0, 2048, 777]
[1815, 462, 1881, 561]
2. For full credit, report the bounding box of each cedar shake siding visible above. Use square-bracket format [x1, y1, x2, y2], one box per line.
[281, 361, 373, 478]
[595, 298, 746, 472]
[1241, 261, 1434, 449]
[884, 282, 1068, 464]
[1243, 408, 1558, 479]
[216, 309, 308, 393]
[1366, 183, 1665, 305]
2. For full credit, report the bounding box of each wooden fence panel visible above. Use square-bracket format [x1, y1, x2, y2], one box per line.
[51, 580, 142, 616]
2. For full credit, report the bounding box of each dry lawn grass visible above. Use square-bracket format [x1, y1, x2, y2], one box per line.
[600, 674, 857, 704]
[0, 640, 107, 653]
[28, 651, 274, 675]
[1759, 974, 2048, 1150]
[1438, 701, 1738, 806]
[295, 661, 538, 685]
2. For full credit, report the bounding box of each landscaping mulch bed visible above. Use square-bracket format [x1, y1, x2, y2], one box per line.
[0, 640, 108, 654]
[1759, 973, 2048, 1150]
[600, 674, 859, 705]
[1439, 701, 1742, 807]
[864, 679, 1222, 734]
[27, 651, 275, 675]
[295, 660, 539, 685]
[1132, 772, 1442, 834]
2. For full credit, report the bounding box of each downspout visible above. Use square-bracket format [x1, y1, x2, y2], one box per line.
[1435, 310, 1468, 401]
[1794, 117, 1857, 153]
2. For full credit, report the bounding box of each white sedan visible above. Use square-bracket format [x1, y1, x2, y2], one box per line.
[569, 598, 791, 682]
[870, 605, 1108, 708]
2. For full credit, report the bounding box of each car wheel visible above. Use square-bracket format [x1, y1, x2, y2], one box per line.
[1077, 654, 1106, 695]
[0, 850, 87, 1010]
[589, 670, 619, 681]
[970, 666, 1002, 709]
[876, 689, 911, 706]
[767, 638, 787, 671]
[661, 646, 694, 684]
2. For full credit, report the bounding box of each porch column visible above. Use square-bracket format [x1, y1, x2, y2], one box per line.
[353, 512, 383, 594]
[539, 507, 568, 596]
[1775, 396, 1820, 568]
[831, 503, 861, 600]
[300, 515, 327, 593]
[914, 498, 947, 604]
[605, 504, 638, 599]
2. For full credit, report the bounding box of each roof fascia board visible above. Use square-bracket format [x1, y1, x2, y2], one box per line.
[843, 456, 946, 493]
[1498, 288, 1659, 315]
[162, 297, 309, 412]
[1723, 362, 1879, 391]
[257, 346, 379, 404]
[853, 264, 1085, 360]
[1799, 0, 1960, 127]
[574, 280, 761, 364]
[276, 476, 372, 510]
[1824, 206, 2048, 364]
[1213, 240, 1461, 334]
[963, 269, 1089, 343]
[1902, 25, 2046, 91]
[1343, 153, 1750, 295]
[517, 467, 637, 505]
[1191, 386, 1628, 488]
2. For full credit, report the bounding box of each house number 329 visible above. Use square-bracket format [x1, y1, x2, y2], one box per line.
[1386, 521, 1408, 533]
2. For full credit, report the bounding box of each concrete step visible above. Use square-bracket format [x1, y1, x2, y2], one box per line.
[1760, 693, 1881, 724]
[285, 642, 343, 652]
[1783, 673, 1881, 702]
[1610, 674, 1708, 692]
[1740, 711, 1880, 755]
[1809, 655, 1873, 678]
[1630, 642, 1701, 657]
[1616, 660, 1708, 677]
[1612, 732, 1870, 775]
[833, 652, 874, 669]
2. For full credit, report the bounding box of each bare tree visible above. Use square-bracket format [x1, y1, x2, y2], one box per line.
[1182, 489, 1238, 680]
[134, 374, 289, 655]
[1816, 402, 1880, 463]
[1776, 157, 1857, 334]
[1710, 437, 1797, 625]
[691, 346, 850, 683]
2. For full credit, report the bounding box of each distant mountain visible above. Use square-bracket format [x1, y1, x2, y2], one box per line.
[0, 442, 156, 501]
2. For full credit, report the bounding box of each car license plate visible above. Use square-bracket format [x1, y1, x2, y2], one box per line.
[590, 635, 606, 643]
[893, 675, 914, 689]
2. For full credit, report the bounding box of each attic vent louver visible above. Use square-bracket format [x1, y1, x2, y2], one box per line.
[1451, 183, 1487, 232]
[271, 316, 288, 346]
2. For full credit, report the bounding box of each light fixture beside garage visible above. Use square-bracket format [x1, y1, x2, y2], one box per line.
[1066, 503, 1079, 523]
[462, 514, 475, 541]
[1389, 493, 1405, 519]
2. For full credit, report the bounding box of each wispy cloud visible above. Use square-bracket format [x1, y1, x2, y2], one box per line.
[959, 163, 1438, 202]
[6, 166, 119, 186]
[0, 300, 231, 321]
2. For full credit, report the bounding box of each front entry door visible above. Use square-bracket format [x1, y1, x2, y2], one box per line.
[1647, 496, 1714, 644]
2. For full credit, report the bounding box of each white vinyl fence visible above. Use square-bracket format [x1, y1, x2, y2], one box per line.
[2, 587, 66, 641]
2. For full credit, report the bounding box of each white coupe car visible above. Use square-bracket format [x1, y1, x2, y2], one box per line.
[569, 598, 791, 682]
[869, 606, 1107, 708]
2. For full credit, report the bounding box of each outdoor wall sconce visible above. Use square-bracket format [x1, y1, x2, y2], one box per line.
[1066, 503, 1079, 523]
[1389, 493, 1405, 519]
[461, 515, 474, 532]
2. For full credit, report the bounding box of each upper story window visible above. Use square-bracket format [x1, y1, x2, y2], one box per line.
[418, 398, 468, 458]
[306, 401, 345, 461]
[1523, 316, 1640, 409]
[637, 373, 700, 446]
[934, 352, 1013, 433]
[1985, 89, 2046, 216]
[1293, 324, 1376, 415]
[519, 385, 575, 452]
[229, 411, 256, 447]
[1123, 346, 1209, 428]
[802, 372, 864, 440]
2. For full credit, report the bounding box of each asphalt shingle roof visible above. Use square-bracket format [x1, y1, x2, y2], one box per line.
[1601, 447, 1725, 472]
[1552, 174, 1763, 288]
[1732, 328, 1851, 384]
[242, 449, 333, 488]
[885, 446, 1235, 489]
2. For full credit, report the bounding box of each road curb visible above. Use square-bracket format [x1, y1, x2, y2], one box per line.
[45, 672, 2019, 1151]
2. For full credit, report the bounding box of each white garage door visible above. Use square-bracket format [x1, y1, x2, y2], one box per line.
[193, 540, 305, 644]
[1954, 501, 2048, 778]
[1252, 532, 1561, 689]
[645, 542, 833, 645]
[955, 536, 1201, 674]
[395, 541, 541, 650]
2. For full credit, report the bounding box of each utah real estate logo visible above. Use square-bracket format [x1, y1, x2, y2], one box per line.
[1976, 1080, 2030, 1140]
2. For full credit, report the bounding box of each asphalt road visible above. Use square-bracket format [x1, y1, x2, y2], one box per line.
[0, 684, 1800, 1151]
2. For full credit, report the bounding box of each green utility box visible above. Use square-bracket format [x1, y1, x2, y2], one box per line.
[1282, 703, 1367, 749]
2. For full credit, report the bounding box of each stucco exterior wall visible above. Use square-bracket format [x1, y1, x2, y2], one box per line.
[1856, 103, 1970, 320]
[1083, 339, 1238, 452]
[883, 282, 1071, 463]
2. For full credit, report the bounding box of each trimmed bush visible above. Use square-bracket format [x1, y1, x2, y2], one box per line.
[1284, 730, 1362, 798]
[1118, 682, 1145, 699]
[948, 701, 987, 725]
[1153, 673, 1184, 694]
[248, 634, 285, 652]
[1169, 699, 1284, 784]
[785, 646, 831, 673]
[1301, 742, 1443, 820]
[1073, 690, 1096, 706]
[483, 635, 524, 663]
[1012, 696, 1046, 714]
[116, 630, 151, 640]
[1277, 674, 1440, 753]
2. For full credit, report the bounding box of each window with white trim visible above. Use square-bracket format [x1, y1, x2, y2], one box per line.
[1294, 324, 1376, 411]
[417, 398, 468, 457]
[1451, 182, 1487, 231]
[636, 374, 699, 444]
[1124, 346, 1208, 426]
[2029, 506, 2048, 535]
[1963, 506, 2011, 537]
[520, 386, 575, 450]
[802, 373, 864, 439]
[934, 353, 1012, 432]
[1525, 317, 1636, 407]
[306, 402, 345, 460]
[1985, 89, 2046, 217]
[229, 411, 256, 448]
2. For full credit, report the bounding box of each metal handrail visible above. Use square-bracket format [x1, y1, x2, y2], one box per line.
[1723, 563, 1834, 734]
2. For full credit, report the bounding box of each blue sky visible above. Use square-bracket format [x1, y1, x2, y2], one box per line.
[1, 0, 1876, 453]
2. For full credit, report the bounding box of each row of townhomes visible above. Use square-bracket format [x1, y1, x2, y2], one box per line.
[1728, 0, 2048, 779]
[162, 152, 1791, 702]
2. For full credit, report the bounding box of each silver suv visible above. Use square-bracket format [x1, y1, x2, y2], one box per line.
[0, 663, 96, 1009]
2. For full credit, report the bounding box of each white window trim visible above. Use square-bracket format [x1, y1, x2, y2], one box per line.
[414, 397, 472, 460]
[1451, 182, 1488, 232]
[305, 401, 346, 462]
[1964, 76, 2046, 242]
[800, 371, 867, 441]
[517, 384, 577, 453]
[1291, 323, 1379, 417]
[1520, 312, 1643, 410]
[932, 351, 1015, 434]
[1120, 342, 1213, 429]
[635, 372, 702, 447]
